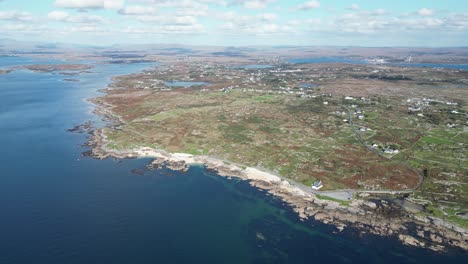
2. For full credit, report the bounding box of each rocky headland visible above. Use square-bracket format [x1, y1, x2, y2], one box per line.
[85, 127, 467, 252]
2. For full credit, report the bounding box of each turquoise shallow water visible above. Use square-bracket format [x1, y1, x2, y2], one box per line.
[0, 57, 466, 263]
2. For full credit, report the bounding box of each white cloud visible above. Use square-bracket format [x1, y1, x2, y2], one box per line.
[297, 1, 320, 10]
[135, 15, 198, 25]
[217, 11, 293, 35]
[333, 13, 385, 33]
[121, 23, 205, 34]
[325, 9, 468, 34]
[48, 10, 70, 20]
[119, 5, 156, 15]
[48, 10, 106, 24]
[0, 11, 33, 21]
[71, 25, 102, 32]
[418, 8, 433, 16]
[257, 13, 277, 21]
[0, 23, 47, 33]
[161, 24, 204, 33]
[131, 0, 209, 9]
[374, 9, 386, 15]
[244, 1, 266, 9]
[175, 9, 208, 17]
[444, 13, 468, 30]
[230, 0, 274, 9]
[54, 0, 124, 10]
[3, 0, 468, 45]
[286, 20, 300, 26]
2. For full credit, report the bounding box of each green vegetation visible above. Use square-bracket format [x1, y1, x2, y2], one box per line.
[316, 194, 351, 206]
[102, 61, 468, 228]
[149, 109, 186, 122]
[253, 95, 275, 102]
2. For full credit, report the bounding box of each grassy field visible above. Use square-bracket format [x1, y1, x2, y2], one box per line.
[100, 62, 468, 227]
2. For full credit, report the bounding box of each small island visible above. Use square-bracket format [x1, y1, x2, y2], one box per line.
[18, 64, 93, 73]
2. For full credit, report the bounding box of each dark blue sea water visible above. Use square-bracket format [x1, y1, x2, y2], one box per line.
[0, 57, 466, 263]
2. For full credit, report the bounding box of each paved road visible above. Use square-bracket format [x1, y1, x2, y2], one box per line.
[346, 107, 390, 160]
[312, 189, 355, 200]
[344, 106, 425, 192]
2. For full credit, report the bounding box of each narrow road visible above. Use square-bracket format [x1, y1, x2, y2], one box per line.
[346, 106, 390, 160]
[344, 106, 425, 192]
[202, 154, 421, 201]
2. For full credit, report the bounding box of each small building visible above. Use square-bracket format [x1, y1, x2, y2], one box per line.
[312, 180, 323, 190]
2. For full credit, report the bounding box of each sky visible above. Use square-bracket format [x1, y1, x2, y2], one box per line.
[0, 0, 467, 46]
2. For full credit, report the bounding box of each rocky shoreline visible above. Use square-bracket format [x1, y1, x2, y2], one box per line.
[83, 126, 468, 252]
[76, 67, 468, 253]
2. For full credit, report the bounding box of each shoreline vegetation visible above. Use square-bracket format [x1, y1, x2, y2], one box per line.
[0, 64, 93, 75]
[44, 47, 465, 252]
[83, 66, 468, 252]
[17, 64, 93, 73]
[87, 128, 467, 252]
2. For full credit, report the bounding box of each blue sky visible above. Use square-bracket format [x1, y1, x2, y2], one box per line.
[0, 0, 467, 46]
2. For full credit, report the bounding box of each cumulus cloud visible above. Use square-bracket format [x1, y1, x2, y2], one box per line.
[418, 8, 433, 16]
[217, 11, 292, 35]
[54, 0, 124, 10]
[71, 25, 103, 32]
[48, 10, 70, 20]
[330, 10, 396, 34]
[258, 13, 277, 21]
[0, 23, 47, 34]
[48, 10, 106, 24]
[4, 0, 468, 45]
[121, 23, 205, 34]
[131, 0, 209, 9]
[230, 0, 274, 9]
[326, 9, 468, 34]
[135, 15, 198, 25]
[297, 1, 320, 10]
[0, 11, 33, 22]
[175, 8, 208, 17]
[118, 5, 156, 15]
[374, 9, 386, 15]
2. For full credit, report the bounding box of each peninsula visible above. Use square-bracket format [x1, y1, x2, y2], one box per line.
[84, 47, 468, 252]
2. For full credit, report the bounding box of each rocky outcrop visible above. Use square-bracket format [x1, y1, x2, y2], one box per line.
[399, 234, 426, 247]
